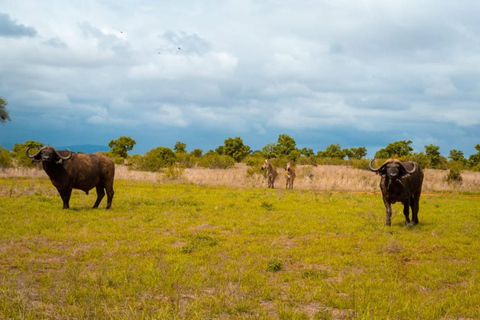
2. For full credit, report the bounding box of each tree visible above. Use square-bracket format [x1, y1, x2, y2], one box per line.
[300, 147, 314, 157]
[448, 149, 467, 165]
[174, 141, 187, 154]
[318, 144, 345, 159]
[468, 144, 480, 169]
[217, 137, 251, 162]
[140, 147, 176, 172]
[108, 136, 136, 158]
[190, 149, 203, 157]
[0, 96, 10, 123]
[273, 134, 297, 157]
[13, 140, 43, 167]
[344, 147, 367, 160]
[375, 140, 413, 159]
[261, 143, 276, 159]
[424, 144, 441, 168]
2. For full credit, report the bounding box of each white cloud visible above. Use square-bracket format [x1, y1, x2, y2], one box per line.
[2, 0, 480, 155]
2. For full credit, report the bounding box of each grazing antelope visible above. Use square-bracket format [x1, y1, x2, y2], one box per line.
[261, 159, 278, 188]
[284, 161, 296, 189]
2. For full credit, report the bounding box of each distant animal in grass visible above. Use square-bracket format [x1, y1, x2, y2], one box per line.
[369, 159, 424, 226]
[27, 145, 115, 209]
[284, 161, 296, 189]
[261, 159, 278, 188]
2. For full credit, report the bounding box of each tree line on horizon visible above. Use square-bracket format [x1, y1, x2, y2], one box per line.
[2, 135, 480, 177]
[1, 96, 479, 174]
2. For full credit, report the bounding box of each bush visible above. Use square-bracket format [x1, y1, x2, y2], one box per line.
[0, 146, 12, 168]
[246, 165, 263, 177]
[197, 154, 235, 169]
[351, 158, 371, 171]
[139, 147, 176, 172]
[445, 169, 463, 184]
[245, 155, 264, 167]
[175, 153, 197, 168]
[445, 162, 463, 184]
[297, 155, 318, 166]
[163, 165, 184, 180]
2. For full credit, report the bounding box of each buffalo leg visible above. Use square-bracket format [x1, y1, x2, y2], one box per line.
[411, 195, 420, 225]
[383, 198, 393, 226]
[403, 201, 411, 225]
[58, 188, 72, 209]
[105, 185, 114, 209]
[93, 185, 105, 209]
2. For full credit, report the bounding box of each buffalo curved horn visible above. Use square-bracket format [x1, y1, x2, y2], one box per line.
[368, 159, 386, 172]
[400, 161, 417, 174]
[26, 146, 42, 159]
[56, 149, 72, 160]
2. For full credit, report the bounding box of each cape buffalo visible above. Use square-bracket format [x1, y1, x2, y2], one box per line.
[27, 145, 115, 209]
[369, 159, 424, 226]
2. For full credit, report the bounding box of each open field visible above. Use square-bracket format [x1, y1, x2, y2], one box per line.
[2, 163, 480, 193]
[1, 167, 480, 319]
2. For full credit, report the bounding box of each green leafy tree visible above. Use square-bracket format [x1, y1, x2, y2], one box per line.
[13, 140, 43, 167]
[0, 96, 10, 123]
[0, 145, 12, 168]
[140, 147, 176, 172]
[216, 137, 251, 162]
[318, 144, 346, 159]
[468, 144, 480, 169]
[300, 147, 314, 157]
[448, 149, 467, 165]
[190, 149, 203, 157]
[109, 136, 136, 158]
[261, 143, 276, 159]
[343, 147, 367, 160]
[374, 140, 413, 159]
[273, 134, 297, 157]
[424, 144, 441, 168]
[174, 141, 187, 154]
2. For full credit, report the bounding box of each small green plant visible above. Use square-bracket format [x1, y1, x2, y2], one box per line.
[267, 258, 283, 272]
[181, 235, 218, 254]
[261, 201, 274, 211]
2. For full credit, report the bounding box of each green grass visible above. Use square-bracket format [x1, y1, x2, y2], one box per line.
[1, 178, 479, 319]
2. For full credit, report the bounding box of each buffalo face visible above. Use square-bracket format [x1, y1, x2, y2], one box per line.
[27, 146, 72, 164]
[369, 159, 417, 180]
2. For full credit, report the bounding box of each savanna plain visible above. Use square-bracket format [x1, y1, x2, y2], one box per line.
[1, 165, 480, 319]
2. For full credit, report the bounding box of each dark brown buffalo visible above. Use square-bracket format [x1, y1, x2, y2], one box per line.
[369, 159, 424, 226]
[27, 145, 115, 209]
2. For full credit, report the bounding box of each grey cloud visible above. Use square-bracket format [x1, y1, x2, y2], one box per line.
[0, 13, 37, 38]
[42, 37, 68, 48]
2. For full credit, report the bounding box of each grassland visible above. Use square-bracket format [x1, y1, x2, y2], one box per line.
[1, 166, 480, 319]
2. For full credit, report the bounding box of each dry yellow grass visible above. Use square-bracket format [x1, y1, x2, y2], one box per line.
[4, 163, 479, 193]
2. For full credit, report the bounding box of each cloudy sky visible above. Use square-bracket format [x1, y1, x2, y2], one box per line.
[1, 0, 480, 156]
